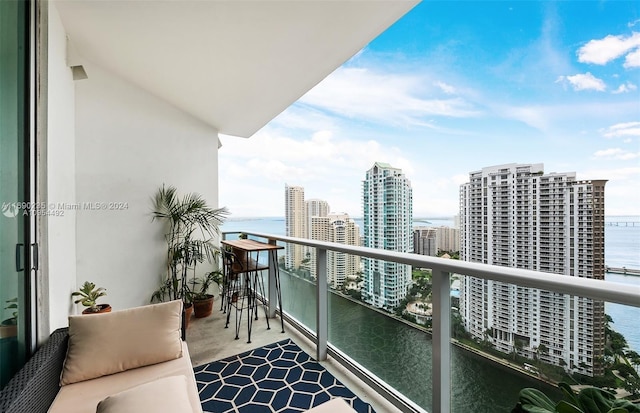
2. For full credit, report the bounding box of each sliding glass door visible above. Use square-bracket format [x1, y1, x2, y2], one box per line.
[0, 0, 30, 389]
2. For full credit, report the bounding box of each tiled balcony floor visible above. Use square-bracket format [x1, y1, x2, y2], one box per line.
[185, 303, 401, 413]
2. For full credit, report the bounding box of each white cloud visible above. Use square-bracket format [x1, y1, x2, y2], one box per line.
[612, 82, 638, 94]
[577, 32, 640, 65]
[600, 122, 640, 139]
[499, 105, 552, 131]
[492, 100, 639, 133]
[624, 48, 640, 68]
[593, 148, 640, 160]
[557, 73, 606, 91]
[582, 166, 640, 181]
[298, 67, 480, 127]
[219, 129, 414, 217]
[435, 81, 457, 95]
[270, 106, 337, 132]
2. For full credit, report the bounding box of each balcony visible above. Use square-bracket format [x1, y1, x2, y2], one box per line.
[4, 1, 638, 411]
[193, 231, 640, 413]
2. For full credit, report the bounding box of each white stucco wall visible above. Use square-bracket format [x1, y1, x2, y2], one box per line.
[43, 2, 78, 333]
[73, 62, 220, 312]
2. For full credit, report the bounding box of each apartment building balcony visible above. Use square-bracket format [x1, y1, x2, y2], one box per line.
[5, 2, 639, 412]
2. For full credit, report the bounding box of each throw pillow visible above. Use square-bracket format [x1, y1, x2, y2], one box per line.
[60, 300, 183, 385]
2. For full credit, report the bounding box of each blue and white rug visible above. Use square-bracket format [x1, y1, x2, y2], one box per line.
[194, 339, 376, 413]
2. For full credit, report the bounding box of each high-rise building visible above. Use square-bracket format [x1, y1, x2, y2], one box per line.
[459, 163, 606, 376]
[302, 199, 330, 272]
[413, 227, 437, 256]
[436, 226, 460, 253]
[413, 226, 460, 256]
[285, 184, 305, 270]
[309, 213, 360, 289]
[305, 199, 330, 239]
[362, 162, 413, 310]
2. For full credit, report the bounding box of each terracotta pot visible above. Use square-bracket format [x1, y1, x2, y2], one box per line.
[193, 295, 214, 318]
[0, 323, 17, 338]
[82, 304, 112, 315]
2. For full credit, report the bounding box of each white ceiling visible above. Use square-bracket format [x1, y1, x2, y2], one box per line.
[54, 0, 418, 138]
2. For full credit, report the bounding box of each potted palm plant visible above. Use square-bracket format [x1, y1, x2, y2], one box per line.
[151, 185, 228, 327]
[72, 281, 112, 314]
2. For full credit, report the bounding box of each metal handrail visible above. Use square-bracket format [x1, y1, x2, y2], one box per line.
[239, 231, 640, 306]
[223, 231, 640, 413]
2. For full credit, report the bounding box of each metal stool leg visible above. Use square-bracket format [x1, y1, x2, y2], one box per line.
[271, 250, 285, 333]
[256, 270, 271, 330]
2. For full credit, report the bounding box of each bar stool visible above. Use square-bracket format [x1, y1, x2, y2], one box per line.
[222, 249, 270, 343]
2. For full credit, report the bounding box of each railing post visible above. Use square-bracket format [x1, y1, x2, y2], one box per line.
[267, 238, 277, 318]
[432, 268, 451, 413]
[316, 247, 328, 361]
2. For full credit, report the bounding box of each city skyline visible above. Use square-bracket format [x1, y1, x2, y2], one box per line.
[219, 2, 639, 218]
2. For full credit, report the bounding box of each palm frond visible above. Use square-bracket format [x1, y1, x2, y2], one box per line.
[151, 184, 229, 304]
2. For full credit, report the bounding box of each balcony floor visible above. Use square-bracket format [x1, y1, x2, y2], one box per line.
[185, 304, 400, 413]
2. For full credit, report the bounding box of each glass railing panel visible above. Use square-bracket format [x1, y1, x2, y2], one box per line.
[327, 256, 433, 411]
[275, 241, 317, 332]
[451, 274, 640, 413]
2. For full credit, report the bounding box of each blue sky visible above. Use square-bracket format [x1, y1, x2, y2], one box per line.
[219, 1, 640, 218]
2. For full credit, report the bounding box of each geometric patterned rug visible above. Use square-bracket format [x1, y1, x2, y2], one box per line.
[194, 339, 376, 413]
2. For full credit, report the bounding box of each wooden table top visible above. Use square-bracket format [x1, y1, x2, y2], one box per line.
[221, 239, 284, 252]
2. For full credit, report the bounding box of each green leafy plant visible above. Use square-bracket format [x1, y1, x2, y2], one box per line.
[151, 185, 228, 305]
[2, 298, 17, 325]
[188, 270, 223, 301]
[512, 382, 640, 413]
[72, 281, 107, 313]
[238, 232, 248, 239]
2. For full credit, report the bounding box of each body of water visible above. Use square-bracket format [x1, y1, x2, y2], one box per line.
[222, 216, 640, 412]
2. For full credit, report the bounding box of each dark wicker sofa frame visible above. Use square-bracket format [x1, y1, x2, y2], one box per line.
[0, 328, 68, 413]
[0, 309, 187, 413]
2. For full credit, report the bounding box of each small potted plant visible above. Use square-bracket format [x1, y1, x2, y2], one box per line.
[72, 281, 112, 314]
[191, 271, 223, 318]
[0, 298, 18, 338]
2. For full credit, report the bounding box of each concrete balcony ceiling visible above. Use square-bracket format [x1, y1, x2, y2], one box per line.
[54, 0, 418, 138]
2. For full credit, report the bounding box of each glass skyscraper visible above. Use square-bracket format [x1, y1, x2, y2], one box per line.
[362, 162, 413, 311]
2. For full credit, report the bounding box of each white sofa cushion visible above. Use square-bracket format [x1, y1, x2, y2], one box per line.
[305, 398, 357, 412]
[50, 341, 202, 413]
[96, 375, 193, 413]
[60, 300, 183, 385]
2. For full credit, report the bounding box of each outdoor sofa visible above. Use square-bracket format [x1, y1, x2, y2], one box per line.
[0, 300, 356, 413]
[0, 300, 202, 413]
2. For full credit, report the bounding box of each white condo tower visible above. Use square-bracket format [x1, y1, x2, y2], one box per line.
[459, 163, 606, 376]
[285, 184, 305, 270]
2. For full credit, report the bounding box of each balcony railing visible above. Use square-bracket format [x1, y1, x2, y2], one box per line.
[222, 231, 640, 413]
